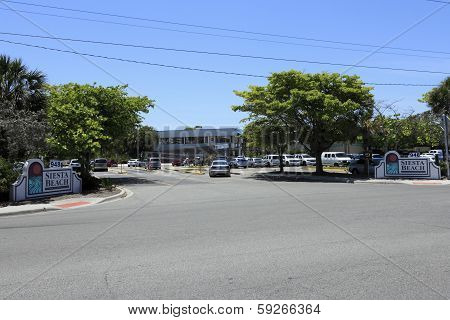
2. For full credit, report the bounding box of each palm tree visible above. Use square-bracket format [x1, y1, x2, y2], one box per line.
[0, 54, 47, 112]
[0, 55, 47, 160]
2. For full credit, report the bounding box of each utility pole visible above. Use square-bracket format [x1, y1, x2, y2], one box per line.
[136, 127, 139, 160]
[443, 114, 449, 177]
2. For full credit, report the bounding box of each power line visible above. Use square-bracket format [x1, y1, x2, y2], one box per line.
[0, 7, 448, 62]
[1, 0, 450, 57]
[0, 32, 448, 76]
[0, 31, 449, 65]
[0, 38, 439, 87]
[425, 0, 450, 4]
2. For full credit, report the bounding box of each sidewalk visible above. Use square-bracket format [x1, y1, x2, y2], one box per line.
[0, 187, 128, 217]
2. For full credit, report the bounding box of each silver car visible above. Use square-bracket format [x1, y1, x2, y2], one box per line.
[93, 158, 108, 172]
[147, 158, 161, 170]
[209, 160, 231, 177]
[249, 157, 264, 167]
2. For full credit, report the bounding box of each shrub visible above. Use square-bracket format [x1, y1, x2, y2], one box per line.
[0, 157, 19, 200]
[100, 178, 115, 191]
[440, 162, 448, 178]
[81, 173, 101, 191]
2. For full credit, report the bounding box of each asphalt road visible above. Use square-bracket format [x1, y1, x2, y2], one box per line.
[1, 167, 449, 299]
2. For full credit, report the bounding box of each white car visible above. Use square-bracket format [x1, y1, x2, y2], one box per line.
[69, 159, 81, 171]
[428, 149, 444, 161]
[282, 155, 301, 166]
[127, 159, 139, 167]
[420, 153, 436, 162]
[321, 152, 352, 166]
[262, 155, 280, 167]
[295, 154, 316, 166]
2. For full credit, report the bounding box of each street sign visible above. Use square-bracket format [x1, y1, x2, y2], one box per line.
[214, 143, 229, 150]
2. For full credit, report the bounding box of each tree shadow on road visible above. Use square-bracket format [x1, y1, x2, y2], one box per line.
[244, 171, 360, 183]
[107, 176, 160, 186]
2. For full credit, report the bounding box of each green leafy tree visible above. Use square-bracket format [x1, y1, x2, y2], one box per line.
[125, 125, 159, 159]
[243, 119, 292, 172]
[233, 71, 374, 173]
[368, 111, 442, 151]
[421, 77, 450, 116]
[47, 83, 153, 185]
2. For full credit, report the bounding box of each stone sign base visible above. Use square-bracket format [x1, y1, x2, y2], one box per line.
[375, 151, 441, 180]
[10, 159, 82, 202]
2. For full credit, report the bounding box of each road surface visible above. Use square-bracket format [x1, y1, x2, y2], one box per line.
[1, 167, 449, 299]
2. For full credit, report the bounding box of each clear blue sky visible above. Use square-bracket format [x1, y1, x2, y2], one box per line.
[1, 0, 449, 130]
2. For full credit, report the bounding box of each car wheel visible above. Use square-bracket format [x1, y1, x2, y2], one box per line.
[303, 161, 307, 166]
[352, 168, 359, 175]
[334, 162, 339, 167]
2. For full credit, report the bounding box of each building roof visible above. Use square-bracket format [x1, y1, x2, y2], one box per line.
[157, 127, 242, 138]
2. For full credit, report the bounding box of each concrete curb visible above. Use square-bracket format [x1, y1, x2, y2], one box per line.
[97, 186, 128, 203]
[0, 186, 130, 217]
[253, 173, 450, 185]
[0, 205, 61, 217]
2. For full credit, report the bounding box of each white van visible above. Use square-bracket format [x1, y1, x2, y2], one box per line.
[321, 152, 352, 166]
[262, 155, 280, 167]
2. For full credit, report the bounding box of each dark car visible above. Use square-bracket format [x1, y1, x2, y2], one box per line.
[172, 159, 182, 166]
[348, 159, 381, 176]
[107, 159, 117, 167]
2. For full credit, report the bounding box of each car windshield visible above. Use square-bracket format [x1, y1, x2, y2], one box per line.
[272, 156, 279, 159]
[303, 154, 312, 158]
[335, 153, 347, 158]
[213, 161, 228, 166]
[95, 159, 107, 163]
[253, 158, 262, 161]
[285, 155, 295, 159]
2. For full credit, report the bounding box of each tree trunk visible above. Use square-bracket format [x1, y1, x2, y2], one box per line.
[278, 147, 284, 173]
[315, 153, 324, 174]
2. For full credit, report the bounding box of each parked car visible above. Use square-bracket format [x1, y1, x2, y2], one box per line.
[348, 158, 381, 176]
[127, 159, 139, 167]
[262, 155, 280, 167]
[428, 149, 444, 161]
[321, 152, 352, 166]
[13, 161, 25, 173]
[295, 154, 316, 166]
[107, 159, 117, 167]
[92, 158, 108, 172]
[281, 154, 301, 166]
[420, 153, 436, 162]
[230, 157, 248, 168]
[138, 160, 147, 167]
[249, 157, 264, 167]
[172, 159, 182, 166]
[209, 160, 231, 177]
[69, 159, 81, 172]
[147, 157, 161, 170]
